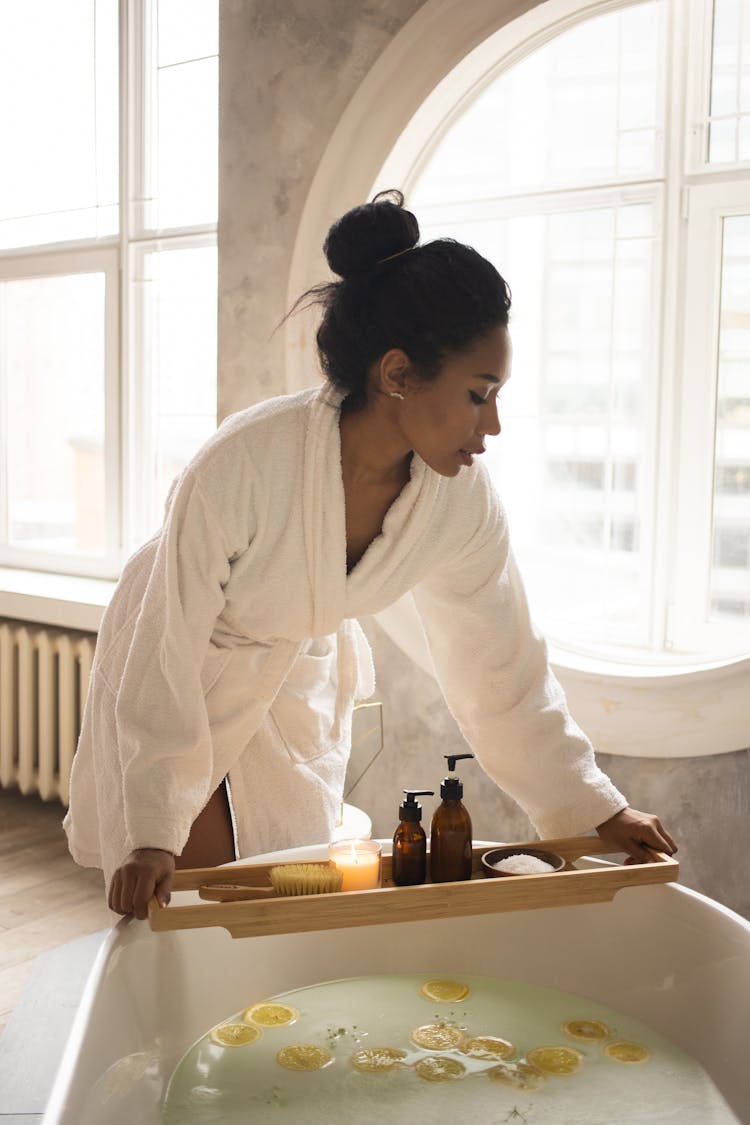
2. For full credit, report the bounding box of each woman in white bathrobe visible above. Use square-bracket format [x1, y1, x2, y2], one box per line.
[64, 190, 676, 917]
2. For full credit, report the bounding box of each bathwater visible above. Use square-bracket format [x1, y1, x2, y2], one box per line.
[162, 973, 739, 1123]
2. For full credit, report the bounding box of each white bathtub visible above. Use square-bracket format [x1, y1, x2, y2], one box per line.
[44, 843, 750, 1124]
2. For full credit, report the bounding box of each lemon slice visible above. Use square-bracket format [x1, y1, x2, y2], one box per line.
[276, 1044, 333, 1072]
[462, 1035, 516, 1061]
[604, 1040, 650, 1064]
[414, 1056, 467, 1082]
[410, 1023, 466, 1051]
[351, 1046, 408, 1073]
[419, 979, 470, 1003]
[244, 1002, 299, 1027]
[209, 1022, 262, 1047]
[487, 1060, 546, 1091]
[562, 1018, 610, 1042]
[526, 1045, 583, 1076]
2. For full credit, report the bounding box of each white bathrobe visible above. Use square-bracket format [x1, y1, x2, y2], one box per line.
[64, 384, 627, 888]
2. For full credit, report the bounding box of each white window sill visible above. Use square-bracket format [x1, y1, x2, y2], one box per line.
[550, 644, 750, 759]
[375, 595, 750, 759]
[0, 568, 114, 632]
[547, 642, 750, 682]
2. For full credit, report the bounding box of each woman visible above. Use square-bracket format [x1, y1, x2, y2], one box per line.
[64, 190, 676, 918]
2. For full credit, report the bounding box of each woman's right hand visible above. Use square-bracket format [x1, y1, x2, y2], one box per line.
[108, 847, 175, 919]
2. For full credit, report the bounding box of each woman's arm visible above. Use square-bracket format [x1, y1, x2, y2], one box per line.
[114, 472, 233, 856]
[411, 467, 676, 858]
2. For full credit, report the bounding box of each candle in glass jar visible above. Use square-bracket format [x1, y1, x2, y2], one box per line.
[328, 839, 382, 891]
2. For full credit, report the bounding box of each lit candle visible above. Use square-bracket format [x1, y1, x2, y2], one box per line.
[328, 838, 382, 891]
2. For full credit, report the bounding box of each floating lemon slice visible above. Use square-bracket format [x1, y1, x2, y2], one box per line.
[487, 1060, 546, 1091]
[276, 1044, 333, 1072]
[604, 1040, 650, 1064]
[562, 1018, 610, 1042]
[351, 1046, 408, 1073]
[209, 1022, 262, 1047]
[414, 1056, 467, 1082]
[526, 1045, 583, 1076]
[410, 1023, 466, 1051]
[419, 979, 470, 1003]
[462, 1035, 516, 1061]
[244, 1002, 299, 1027]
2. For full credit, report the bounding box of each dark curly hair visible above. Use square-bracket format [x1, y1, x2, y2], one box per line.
[286, 189, 511, 411]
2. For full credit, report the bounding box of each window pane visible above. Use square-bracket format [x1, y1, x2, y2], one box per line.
[0, 0, 118, 250]
[158, 0, 218, 66]
[410, 1, 662, 205]
[415, 203, 657, 650]
[149, 1, 218, 229]
[135, 244, 217, 536]
[710, 214, 750, 621]
[2, 274, 107, 555]
[708, 0, 750, 163]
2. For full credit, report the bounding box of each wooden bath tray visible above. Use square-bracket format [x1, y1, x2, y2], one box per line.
[147, 836, 678, 940]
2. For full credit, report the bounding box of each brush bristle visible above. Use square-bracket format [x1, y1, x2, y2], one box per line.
[269, 862, 343, 896]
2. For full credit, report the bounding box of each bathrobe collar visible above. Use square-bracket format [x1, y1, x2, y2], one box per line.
[303, 384, 442, 635]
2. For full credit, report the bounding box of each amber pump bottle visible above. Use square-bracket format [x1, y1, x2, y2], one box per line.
[392, 790, 434, 886]
[429, 753, 475, 883]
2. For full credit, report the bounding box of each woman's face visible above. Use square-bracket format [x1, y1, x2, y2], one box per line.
[400, 324, 512, 478]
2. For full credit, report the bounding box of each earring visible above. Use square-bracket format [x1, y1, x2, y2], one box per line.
[389, 391, 404, 400]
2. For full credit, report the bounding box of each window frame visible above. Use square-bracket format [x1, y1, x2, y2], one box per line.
[371, 0, 750, 667]
[414, 184, 667, 658]
[124, 230, 218, 554]
[0, 245, 121, 578]
[685, 0, 750, 174]
[0, 0, 218, 581]
[673, 179, 750, 653]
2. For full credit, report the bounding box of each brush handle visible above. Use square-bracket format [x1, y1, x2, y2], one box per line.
[172, 858, 336, 891]
[199, 884, 277, 902]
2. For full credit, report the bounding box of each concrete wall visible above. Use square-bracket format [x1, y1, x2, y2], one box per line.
[218, 0, 425, 417]
[218, 0, 750, 919]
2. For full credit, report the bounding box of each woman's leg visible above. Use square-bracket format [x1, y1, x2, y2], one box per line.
[175, 780, 236, 869]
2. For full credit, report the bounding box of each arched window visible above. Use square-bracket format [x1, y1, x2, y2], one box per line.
[375, 0, 750, 669]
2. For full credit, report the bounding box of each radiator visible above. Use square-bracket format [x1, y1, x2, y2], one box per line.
[0, 619, 96, 807]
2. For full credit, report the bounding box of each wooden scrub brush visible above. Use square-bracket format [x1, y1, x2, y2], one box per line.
[199, 861, 343, 902]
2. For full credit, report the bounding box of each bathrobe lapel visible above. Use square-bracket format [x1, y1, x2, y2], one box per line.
[344, 452, 441, 615]
[302, 386, 349, 636]
[303, 386, 443, 630]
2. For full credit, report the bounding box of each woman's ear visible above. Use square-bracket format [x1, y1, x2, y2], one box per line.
[376, 348, 414, 398]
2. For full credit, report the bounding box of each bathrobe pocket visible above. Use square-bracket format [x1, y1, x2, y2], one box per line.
[270, 636, 340, 764]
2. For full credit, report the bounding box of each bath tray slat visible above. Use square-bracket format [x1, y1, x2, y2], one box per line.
[147, 836, 678, 940]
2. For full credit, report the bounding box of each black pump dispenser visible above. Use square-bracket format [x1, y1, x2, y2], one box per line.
[430, 754, 475, 883]
[440, 753, 474, 799]
[393, 789, 434, 886]
[399, 789, 433, 821]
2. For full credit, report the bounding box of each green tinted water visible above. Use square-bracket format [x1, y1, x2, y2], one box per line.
[162, 973, 738, 1123]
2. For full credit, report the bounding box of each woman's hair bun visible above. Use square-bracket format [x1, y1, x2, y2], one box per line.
[323, 189, 420, 279]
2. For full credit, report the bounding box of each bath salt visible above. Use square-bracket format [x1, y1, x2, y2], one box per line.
[493, 854, 555, 874]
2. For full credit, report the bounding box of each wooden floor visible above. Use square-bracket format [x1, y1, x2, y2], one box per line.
[0, 786, 112, 1037]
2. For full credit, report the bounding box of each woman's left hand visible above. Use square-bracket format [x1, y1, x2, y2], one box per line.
[595, 806, 677, 863]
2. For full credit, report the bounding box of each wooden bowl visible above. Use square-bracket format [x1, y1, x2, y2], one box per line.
[481, 846, 566, 878]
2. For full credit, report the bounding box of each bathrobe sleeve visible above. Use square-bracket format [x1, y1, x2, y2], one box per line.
[411, 467, 627, 838]
[114, 465, 246, 856]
